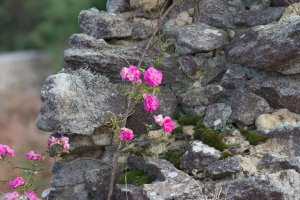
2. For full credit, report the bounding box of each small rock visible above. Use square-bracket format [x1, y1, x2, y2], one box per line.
[201, 63, 227, 87]
[175, 23, 227, 55]
[229, 89, 270, 125]
[256, 108, 300, 130]
[203, 103, 232, 128]
[180, 141, 221, 170]
[106, 0, 132, 13]
[205, 156, 243, 179]
[78, 10, 132, 39]
[259, 153, 300, 173]
[220, 69, 247, 89]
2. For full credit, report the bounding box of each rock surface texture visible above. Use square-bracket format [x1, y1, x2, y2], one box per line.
[38, 1, 300, 200]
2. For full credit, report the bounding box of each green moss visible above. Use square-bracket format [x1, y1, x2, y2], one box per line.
[193, 120, 206, 131]
[178, 114, 203, 126]
[200, 128, 228, 151]
[159, 150, 185, 169]
[219, 151, 233, 160]
[142, 152, 153, 157]
[117, 169, 154, 186]
[172, 126, 183, 134]
[241, 130, 268, 146]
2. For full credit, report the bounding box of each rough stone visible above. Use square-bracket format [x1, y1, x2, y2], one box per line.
[257, 126, 300, 157]
[117, 156, 203, 200]
[175, 23, 228, 55]
[179, 84, 225, 107]
[216, 169, 300, 199]
[64, 39, 191, 86]
[84, 166, 116, 200]
[258, 153, 300, 173]
[233, 7, 284, 28]
[78, 9, 132, 39]
[220, 69, 247, 89]
[227, 20, 300, 74]
[51, 159, 106, 187]
[42, 184, 90, 200]
[106, 0, 132, 13]
[229, 89, 270, 125]
[203, 103, 232, 128]
[68, 34, 112, 50]
[205, 156, 243, 179]
[131, 23, 152, 40]
[127, 87, 178, 135]
[180, 141, 221, 170]
[271, 0, 298, 7]
[168, 0, 197, 19]
[246, 75, 300, 114]
[256, 109, 300, 130]
[196, 0, 244, 29]
[178, 55, 204, 76]
[201, 63, 227, 87]
[279, 2, 300, 22]
[36, 71, 126, 135]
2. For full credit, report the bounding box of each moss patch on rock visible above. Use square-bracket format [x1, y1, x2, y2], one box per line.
[219, 151, 233, 160]
[117, 169, 154, 186]
[241, 130, 268, 145]
[178, 114, 203, 125]
[159, 150, 185, 169]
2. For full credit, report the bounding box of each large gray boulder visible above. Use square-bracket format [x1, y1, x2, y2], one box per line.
[246, 75, 300, 114]
[64, 34, 191, 86]
[116, 156, 203, 200]
[180, 141, 221, 170]
[36, 69, 126, 135]
[227, 20, 300, 74]
[175, 23, 227, 55]
[229, 89, 270, 125]
[78, 9, 132, 39]
[216, 169, 300, 200]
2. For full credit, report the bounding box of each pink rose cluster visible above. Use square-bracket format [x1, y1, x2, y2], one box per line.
[119, 128, 134, 141]
[25, 151, 42, 160]
[47, 136, 70, 151]
[154, 115, 175, 133]
[0, 144, 14, 159]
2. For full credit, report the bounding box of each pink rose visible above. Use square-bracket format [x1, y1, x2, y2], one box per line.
[120, 65, 141, 84]
[120, 128, 134, 141]
[25, 191, 38, 200]
[4, 191, 19, 200]
[154, 115, 164, 126]
[162, 117, 175, 133]
[143, 93, 159, 112]
[0, 144, 14, 158]
[47, 136, 58, 146]
[9, 177, 24, 190]
[144, 67, 162, 87]
[59, 136, 70, 151]
[25, 151, 42, 160]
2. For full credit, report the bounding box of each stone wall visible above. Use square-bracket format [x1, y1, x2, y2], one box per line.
[39, 0, 300, 199]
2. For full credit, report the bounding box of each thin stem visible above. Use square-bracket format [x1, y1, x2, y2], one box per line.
[107, 85, 135, 200]
[136, 0, 182, 69]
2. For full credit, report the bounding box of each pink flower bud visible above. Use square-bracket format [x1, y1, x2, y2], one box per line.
[120, 128, 134, 141]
